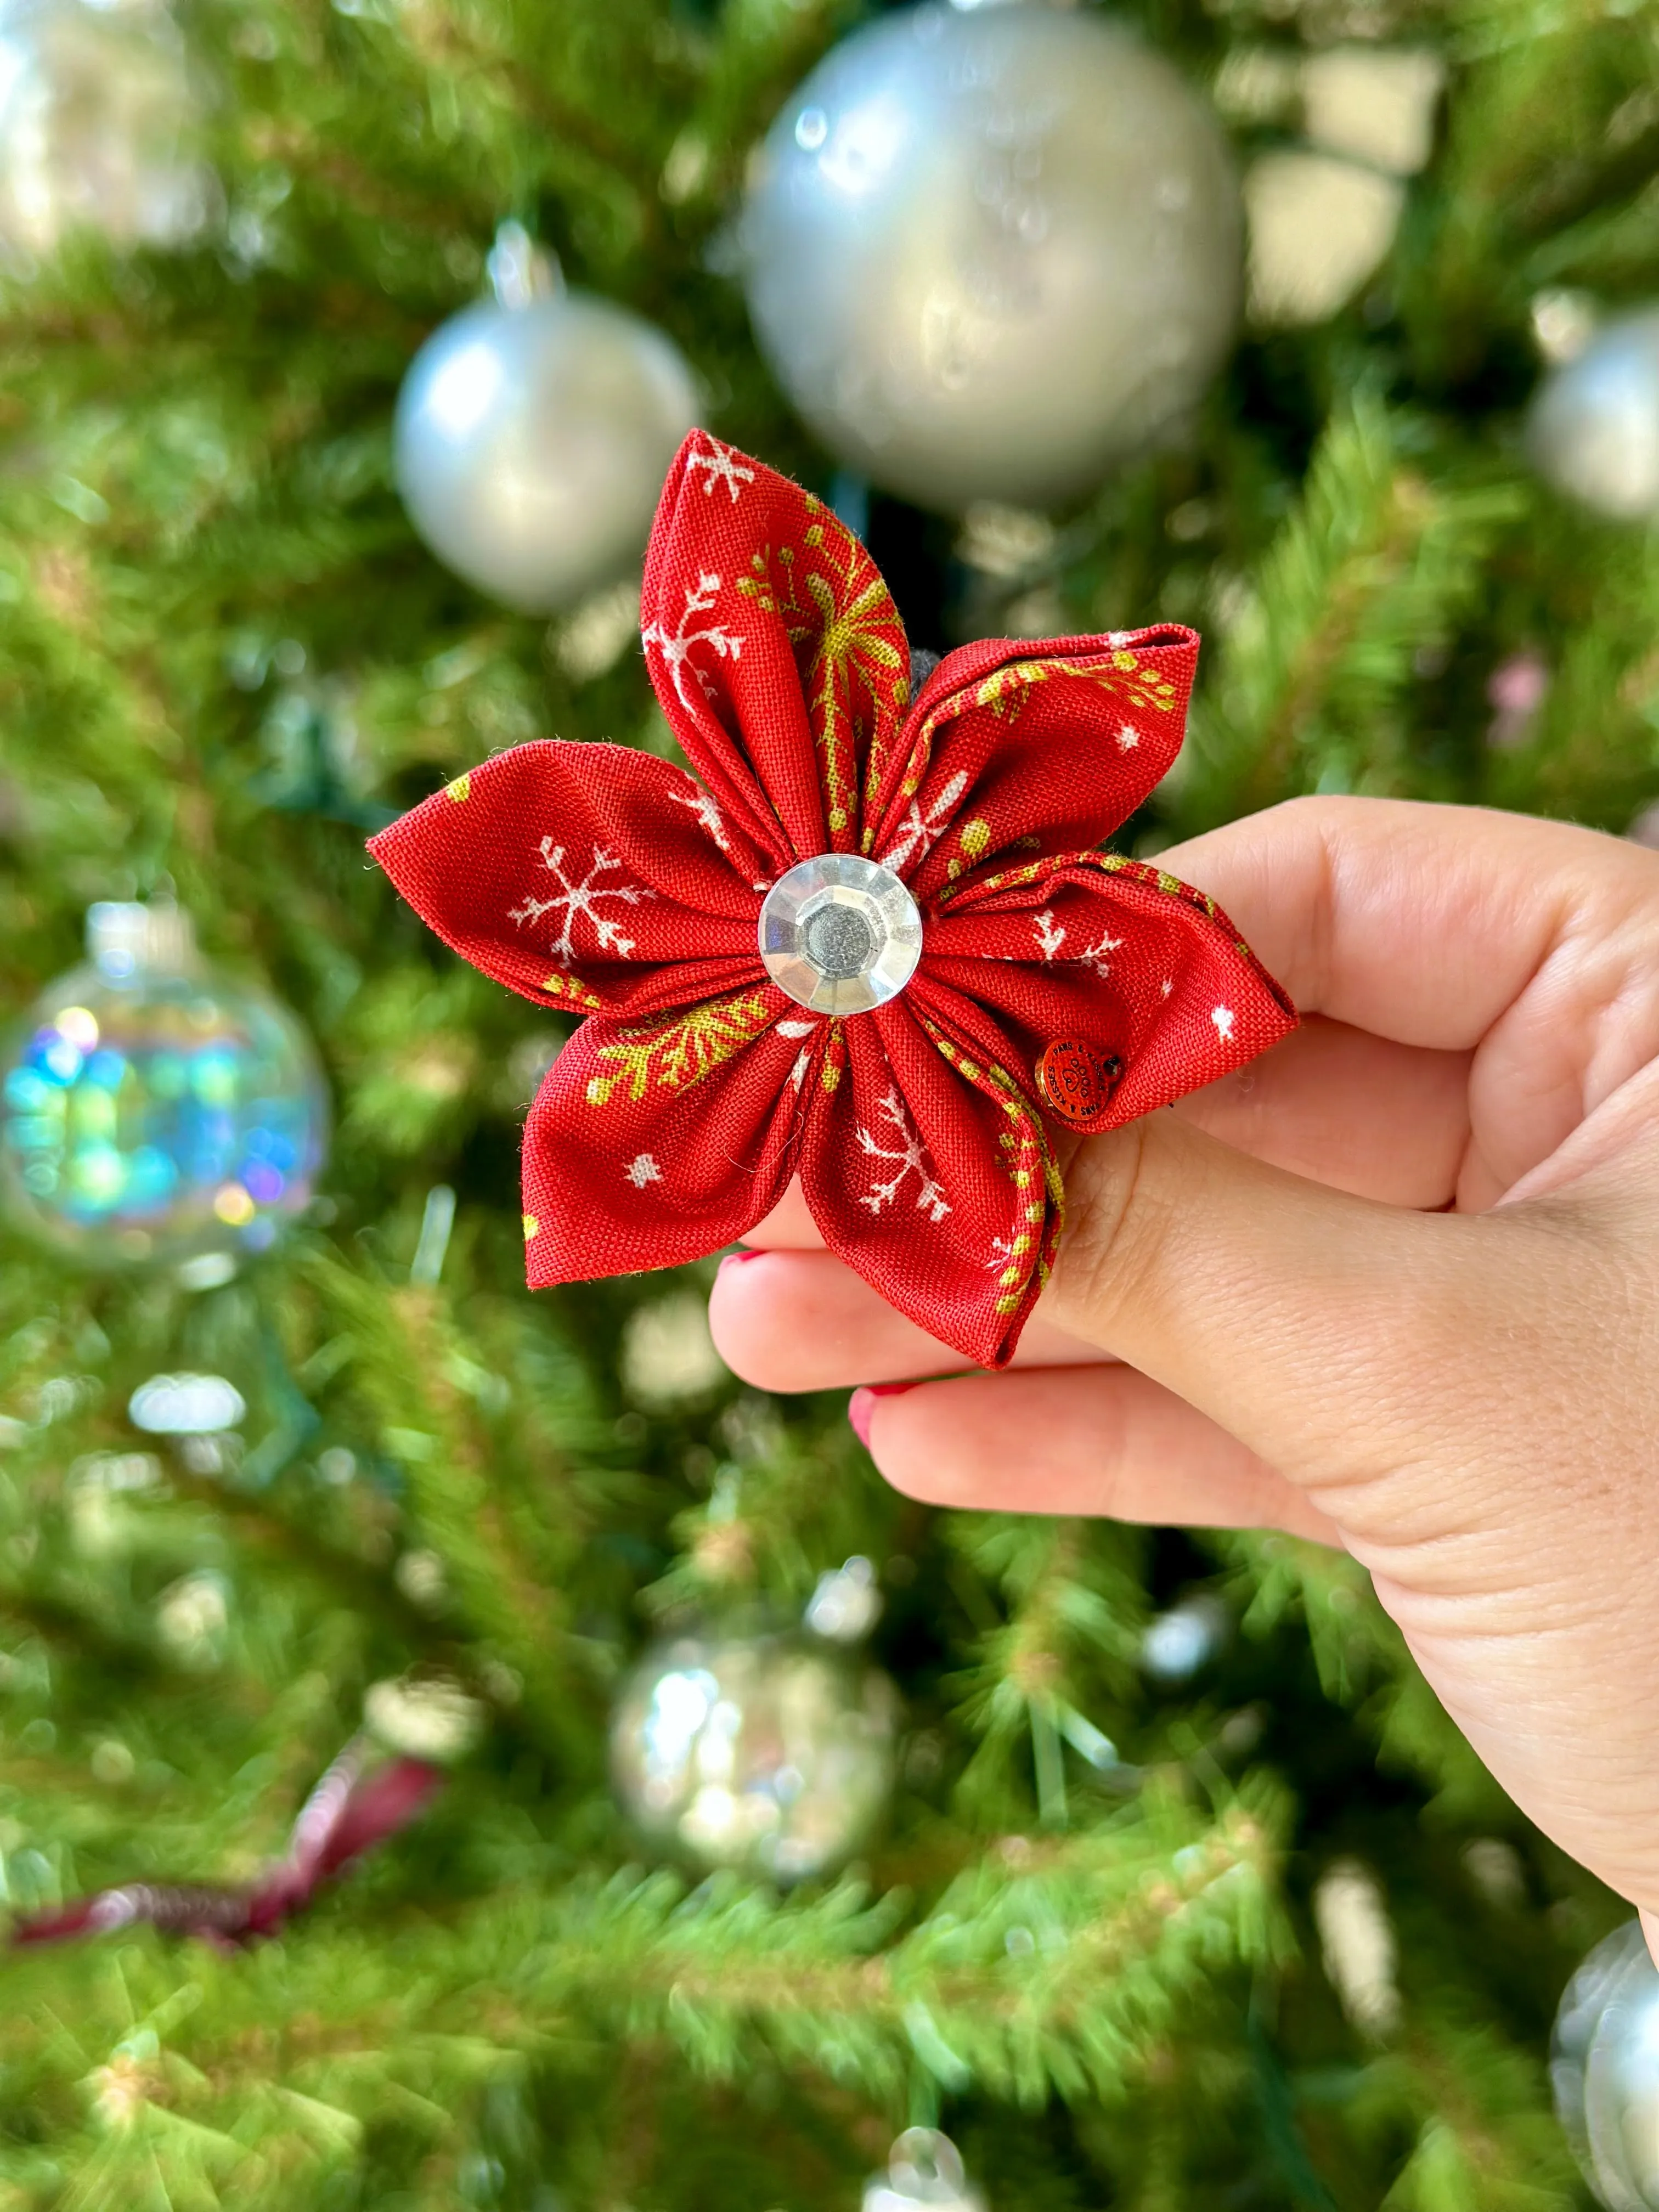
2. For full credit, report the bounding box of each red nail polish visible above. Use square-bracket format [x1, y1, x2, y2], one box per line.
[716, 1249, 765, 1277]
[848, 1381, 916, 1449]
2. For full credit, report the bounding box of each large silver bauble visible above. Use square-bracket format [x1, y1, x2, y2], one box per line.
[393, 290, 699, 613]
[1530, 311, 1659, 522]
[609, 1630, 899, 1884]
[0, 0, 213, 262]
[1552, 1919, 1659, 2207]
[741, 2, 1241, 512]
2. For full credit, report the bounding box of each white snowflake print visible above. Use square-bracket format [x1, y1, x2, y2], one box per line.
[641, 571, 744, 712]
[878, 770, 969, 872]
[1116, 722, 1140, 751]
[625, 1154, 662, 1189]
[856, 1089, 950, 1224]
[1211, 1005, 1235, 1041]
[1031, 909, 1122, 978]
[1160, 977, 1173, 998]
[509, 841, 656, 967]
[1079, 928, 1124, 979]
[668, 781, 731, 855]
[687, 439, 756, 504]
[778, 1019, 816, 1091]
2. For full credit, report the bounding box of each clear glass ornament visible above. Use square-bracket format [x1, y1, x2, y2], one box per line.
[1529, 309, 1659, 522]
[393, 221, 701, 613]
[609, 1627, 900, 1884]
[741, 3, 1240, 512]
[0, 902, 328, 1278]
[1553, 1918, 1659, 2208]
[759, 854, 922, 1016]
[863, 2131, 986, 2212]
[0, 0, 214, 266]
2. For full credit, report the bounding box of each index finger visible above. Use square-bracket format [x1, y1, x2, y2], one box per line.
[1161, 795, 1659, 1052]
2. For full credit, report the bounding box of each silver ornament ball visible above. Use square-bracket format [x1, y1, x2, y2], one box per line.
[610, 1629, 899, 1884]
[0, 0, 213, 263]
[1553, 1918, 1659, 2207]
[1529, 309, 1659, 522]
[394, 241, 699, 614]
[742, 1, 1241, 512]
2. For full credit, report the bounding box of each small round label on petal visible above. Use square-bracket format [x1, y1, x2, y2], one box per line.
[759, 854, 922, 1016]
[1036, 1040, 1122, 1126]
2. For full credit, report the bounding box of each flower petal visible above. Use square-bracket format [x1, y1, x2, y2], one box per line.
[922, 851, 1297, 1130]
[795, 1006, 1056, 1370]
[522, 986, 826, 1283]
[642, 432, 910, 860]
[368, 741, 766, 1019]
[864, 627, 1198, 900]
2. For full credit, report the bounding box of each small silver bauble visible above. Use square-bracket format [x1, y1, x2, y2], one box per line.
[863, 2130, 986, 2212]
[0, 0, 213, 263]
[742, 1, 1241, 512]
[1553, 1919, 1659, 2208]
[1529, 309, 1659, 522]
[394, 223, 700, 613]
[759, 854, 922, 1016]
[609, 1628, 899, 1884]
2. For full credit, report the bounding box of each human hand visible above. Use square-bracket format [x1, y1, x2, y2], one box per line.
[709, 795, 1659, 1928]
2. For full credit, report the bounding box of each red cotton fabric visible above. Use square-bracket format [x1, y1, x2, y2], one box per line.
[369, 431, 1296, 1369]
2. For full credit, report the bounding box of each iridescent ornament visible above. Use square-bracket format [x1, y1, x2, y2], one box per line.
[1553, 1919, 1659, 2208]
[394, 222, 700, 613]
[0, 901, 328, 1278]
[741, 2, 1240, 512]
[1529, 310, 1659, 522]
[0, 0, 214, 264]
[863, 2131, 986, 2212]
[610, 1577, 899, 1883]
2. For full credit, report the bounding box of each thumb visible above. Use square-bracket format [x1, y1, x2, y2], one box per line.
[1043, 1113, 1538, 1499]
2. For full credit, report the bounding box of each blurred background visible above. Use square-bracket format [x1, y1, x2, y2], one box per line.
[1, 0, 1658, 2203]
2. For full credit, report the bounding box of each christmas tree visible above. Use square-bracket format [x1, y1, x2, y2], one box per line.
[0, 0, 1647, 2203]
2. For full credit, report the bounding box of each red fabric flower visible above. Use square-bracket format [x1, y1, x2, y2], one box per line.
[369, 432, 1295, 1369]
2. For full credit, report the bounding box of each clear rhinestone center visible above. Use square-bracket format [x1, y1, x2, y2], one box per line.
[759, 854, 922, 1016]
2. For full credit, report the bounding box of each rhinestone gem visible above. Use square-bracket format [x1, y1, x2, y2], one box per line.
[759, 855, 922, 1016]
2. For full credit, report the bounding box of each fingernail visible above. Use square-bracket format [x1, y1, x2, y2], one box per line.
[848, 1382, 916, 1449]
[716, 1249, 765, 1277]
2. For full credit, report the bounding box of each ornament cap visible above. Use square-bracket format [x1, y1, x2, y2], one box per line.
[487, 219, 563, 311]
[86, 900, 198, 981]
[865, 2129, 986, 2212]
